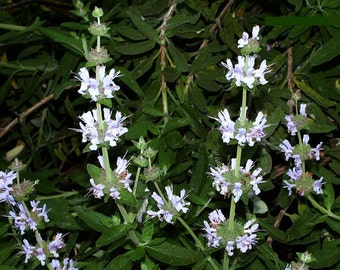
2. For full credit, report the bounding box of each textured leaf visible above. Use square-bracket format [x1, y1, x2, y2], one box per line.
[146, 241, 202, 266]
[127, 7, 159, 43]
[293, 77, 336, 108]
[310, 34, 340, 66]
[115, 40, 155, 55]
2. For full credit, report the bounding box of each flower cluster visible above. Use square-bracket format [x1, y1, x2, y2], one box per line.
[205, 25, 267, 257]
[222, 25, 268, 90]
[222, 56, 268, 89]
[285, 103, 309, 136]
[88, 155, 133, 200]
[77, 66, 120, 102]
[203, 210, 258, 256]
[74, 108, 128, 151]
[51, 258, 78, 270]
[280, 104, 324, 196]
[209, 159, 264, 202]
[0, 168, 77, 269]
[147, 185, 190, 224]
[213, 107, 268, 147]
[9, 200, 49, 235]
[21, 233, 64, 266]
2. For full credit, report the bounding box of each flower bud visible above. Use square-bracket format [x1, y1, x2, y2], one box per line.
[87, 47, 110, 65]
[11, 180, 35, 201]
[143, 165, 160, 182]
[133, 155, 148, 167]
[9, 158, 26, 172]
[133, 136, 149, 151]
[143, 147, 157, 159]
[88, 21, 110, 36]
[92, 6, 104, 18]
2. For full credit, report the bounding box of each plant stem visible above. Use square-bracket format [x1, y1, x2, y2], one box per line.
[307, 194, 340, 221]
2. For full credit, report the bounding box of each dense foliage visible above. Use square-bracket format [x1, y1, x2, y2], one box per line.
[0, 0, 340, 269]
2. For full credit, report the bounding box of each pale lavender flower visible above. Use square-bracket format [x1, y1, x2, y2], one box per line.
[203, 209, 225, 248]
[247, 111, 268, 146]
[210, 164, 231, 195]
[232, 182, 243, 202]
[99, 66, 120, 98]
[51, 258, 78, 270]
[77, 110, 100, 150]
[286, 167, 302, 181]
[77, 67, 99, 101]
[236, 233, 257, 253]
[213, 109, 235, 144]
[222, 55, 268, 89]
[89, 179, 105, 199]
[165, 186, 190, 213]
[313, 177, 324, 194]
[9, 203, 36, 234]
[300, 103, 307, 116]
[36, 247, 46, 266]
[203, 211, 259, 256]
[238, 25, 260, 48]
[208, 209, 226, 225]
[235, 128, 247, 146]
[0, 170, 16, 205]
[253, 60, 268, 85]
[203, 220, 221, 247]
[279, 140, 294, 160]
[283, 180, 297, 196]
[310, 142, 323, 161]
[48, 233, 64, 257]
[21, 239, 35, 263]
[116, 157, 132, 192]
[104, 110, 128, 148]
[75, 108, 127, 151]
[285, 114, 297, 135]
[77, 66, 120, 101]
[109, 186, 121, 200]
[147, 186, 190, 224]
[30, 200, 49, 223]
[210, 159, 264, 201]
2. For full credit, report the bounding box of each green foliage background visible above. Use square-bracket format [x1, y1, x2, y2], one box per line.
[0, 0, 340, 269]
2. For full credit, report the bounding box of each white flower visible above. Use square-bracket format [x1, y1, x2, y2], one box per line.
[237, 25, 260, 48]
[147, 186, 190, 224]
[76, 66, 121, 101]
[89, 179, 105, 199]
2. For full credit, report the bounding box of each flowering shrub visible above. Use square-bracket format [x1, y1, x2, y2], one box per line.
[1, 1, 340, 270]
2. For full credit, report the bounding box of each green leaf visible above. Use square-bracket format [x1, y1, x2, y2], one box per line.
[167, 40, 188, 72]
[127, 7, 160, 43]
[96, 223, 135, 247]
[188, 83, 207, 113]
[115, 40, 155, 55]
[117, 26, 146, 41]
[167, 14, 200, 30]
[259, 147, 272, 175]
[293, 77, 336, 108]
[145, 241, 202, 266]
[131, 56, 156, 80]
[116, 66, 144, 97]
[310, 34, 340, 66]
[252, 196, 269, 214]
[87, 163, 103, 181]
[286, 210, 322, 240]
[118, 188, 137, 206]
[76, 206, 114, 233]
[105, 247, 145, 270]
[38, 27, 83, 55]
[324, 182, 335, 211]
[308, 239, 340, 269]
